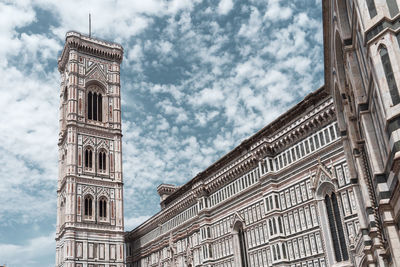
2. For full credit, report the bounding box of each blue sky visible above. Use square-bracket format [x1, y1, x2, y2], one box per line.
[0, 0, 323, 266]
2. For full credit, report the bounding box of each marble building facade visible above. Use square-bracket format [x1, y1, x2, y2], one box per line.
[125, 88, 364, 267]
[56, 32, 125, 267]
[323, 0, 400, 266]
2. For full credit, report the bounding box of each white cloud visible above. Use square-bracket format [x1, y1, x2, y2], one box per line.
[0, 231, 55, 266]
[157, 100, 189, 123]
[264, 0, 293, 22]
[189, 88, 225, 107]
[238, 7, 263, 39]
[125, 215, 151, 229]
[217, 0, 233, 15]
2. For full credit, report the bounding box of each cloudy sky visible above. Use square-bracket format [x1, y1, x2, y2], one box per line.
[0, 0, 323, 266]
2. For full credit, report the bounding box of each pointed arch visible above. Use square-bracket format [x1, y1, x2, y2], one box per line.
[84, 146, 93, 170]
[98, 149, 107, 173]
[98, 196, 108, 220]
[84, 194, 93, 218]
[86, 83, 105, 122]
[314, 162, 349, 264]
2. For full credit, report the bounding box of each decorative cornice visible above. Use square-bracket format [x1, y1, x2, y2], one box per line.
[157, 184, 179, 195]
[127, 223, 201, 260]
[164, 89, 333, 207]
[58, 31, 123, 71]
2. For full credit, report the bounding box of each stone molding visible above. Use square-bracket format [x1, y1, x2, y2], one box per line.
[58, 31, 123, 71]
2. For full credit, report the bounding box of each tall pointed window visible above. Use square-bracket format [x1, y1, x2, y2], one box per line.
[325, 193, 349, 262]
[98, 150, 107, 173]
[84, 147, 93, 170]
[278, 217, 283, 234]
[238, 228, 248, 267]
[99, 197, 107, 220]
[269, 220, 273, 236]
[84, 195, 93, 218]
[282, 243, 287, 259]
[87, 89, 103, 121]
[380, 47, 400, 105]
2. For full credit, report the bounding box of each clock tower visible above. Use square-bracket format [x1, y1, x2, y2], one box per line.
[56, 31, 125, 267]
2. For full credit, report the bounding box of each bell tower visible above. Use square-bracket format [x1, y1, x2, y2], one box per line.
[56, 31, 125, 267]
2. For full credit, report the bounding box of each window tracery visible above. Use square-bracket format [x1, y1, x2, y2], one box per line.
[325, 193, 349, 262]
[98, 150, 107, 173]
[99, 197, 107, 220]
[87, 85, 103, 121]
[84, 147, 93, 170]
[84, 195, 93, 218]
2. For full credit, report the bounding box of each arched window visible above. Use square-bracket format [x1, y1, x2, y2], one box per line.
[282, 243, 287, 259]
[238, 228, 248, 267]
[87, 89, 103, 121]
[269, 220, 273, 236]
[60, 199, 65, 226]
[272, 246, 277, 261]
[278, 217, 283, 234]
[276, 244, 281, 259]
[275, 195, 280, 209]
[84, 195, 93, 218]
[84, 147, 93, 170]
[99, 197, 107, 220]
[380, 46, 400, 105]
[325, 193, 349, 262]
[233, 221, 248, 267]
[98, 150, 107, 172]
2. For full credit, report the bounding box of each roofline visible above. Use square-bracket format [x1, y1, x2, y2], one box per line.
[162, 85, 328, 206]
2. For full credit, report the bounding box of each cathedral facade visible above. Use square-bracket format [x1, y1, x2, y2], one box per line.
[125, 88, 362, 267]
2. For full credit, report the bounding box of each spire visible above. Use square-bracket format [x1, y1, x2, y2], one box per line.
[89, 13, 91, 38]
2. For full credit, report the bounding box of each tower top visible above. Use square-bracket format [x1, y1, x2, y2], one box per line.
[58, 31, 123, 71]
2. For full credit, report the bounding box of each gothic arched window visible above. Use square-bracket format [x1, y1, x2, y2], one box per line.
[238, 228, 248, 267]
[98, 150, 107, 172]
[272, 245, 277, 261]
[325, 193, 349, 262]
[84, 147, 93, 170]
[269, 219, 273, 236]
[278, 217, 283, 234]
[84, 195, 93, 218]
[87, 89, 103, 121]
[282, 243, 287, 259]
[380, 46, 400, 105]
[99, 197, 107, 220]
